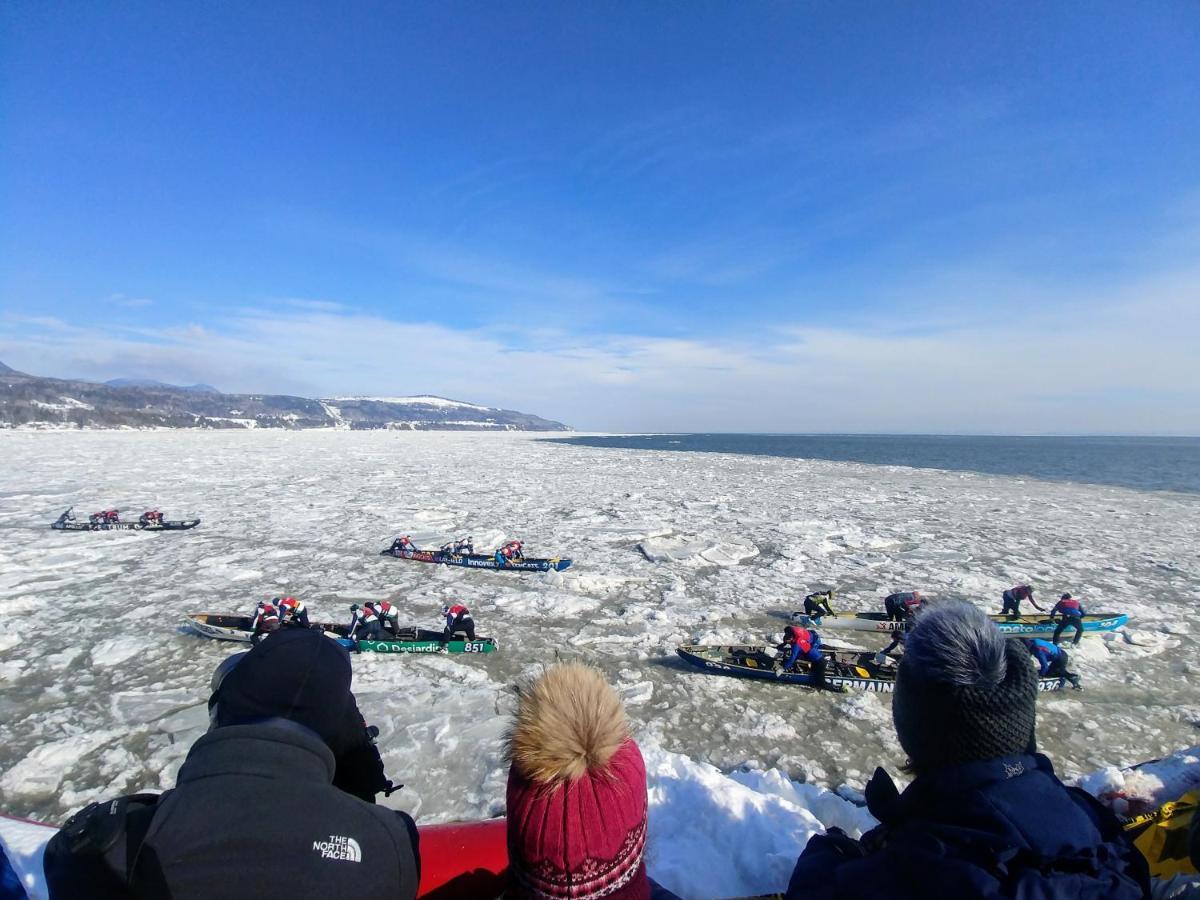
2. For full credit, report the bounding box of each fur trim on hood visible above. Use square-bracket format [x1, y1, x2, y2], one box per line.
[507, 663, 630, 784]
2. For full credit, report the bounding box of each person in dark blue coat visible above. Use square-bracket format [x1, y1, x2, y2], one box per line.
[784, 602, 1149, 900]
[1025, 637, 1082, 690]
[775, 625, 840, 692]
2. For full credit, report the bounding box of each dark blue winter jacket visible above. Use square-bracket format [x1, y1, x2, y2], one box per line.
[785, 753, 1149, 899]
[1029, 639, 1061, 675]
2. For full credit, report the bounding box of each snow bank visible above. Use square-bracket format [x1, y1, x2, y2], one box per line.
[644, 742, 876, 898]
[0, 817, 49, 900]
[1076, 744, 1200, 818]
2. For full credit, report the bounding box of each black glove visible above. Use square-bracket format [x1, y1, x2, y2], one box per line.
[811, 826, 864, 859]
[332, 739, 390, 803]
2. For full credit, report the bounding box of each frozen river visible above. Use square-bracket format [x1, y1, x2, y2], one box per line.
[1, 429, 1198, 836]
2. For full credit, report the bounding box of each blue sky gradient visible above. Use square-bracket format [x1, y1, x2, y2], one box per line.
[2, 2, 1198, 431]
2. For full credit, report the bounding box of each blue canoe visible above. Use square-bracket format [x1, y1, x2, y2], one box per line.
[791, 611, 1128, 639]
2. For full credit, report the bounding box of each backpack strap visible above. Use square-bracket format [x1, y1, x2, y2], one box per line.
[44, 793, 163, 898]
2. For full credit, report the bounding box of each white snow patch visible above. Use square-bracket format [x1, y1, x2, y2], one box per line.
[0, 731, 120, 799]
[89, 637, 144, 668]
[328, 395, 494, 411]
[643, 740, 877, 898]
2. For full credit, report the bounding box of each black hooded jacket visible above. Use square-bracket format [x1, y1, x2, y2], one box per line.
[45, 721, 420, 899]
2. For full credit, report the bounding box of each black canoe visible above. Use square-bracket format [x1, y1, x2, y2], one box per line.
[677, 644, 1068, 693]
[51, 508, 200, 531]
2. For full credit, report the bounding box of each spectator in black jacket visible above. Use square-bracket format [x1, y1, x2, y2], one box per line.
[45, 628, 420, 899]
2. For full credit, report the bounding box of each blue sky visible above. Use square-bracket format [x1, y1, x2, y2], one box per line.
[2, 2, 1198, 432]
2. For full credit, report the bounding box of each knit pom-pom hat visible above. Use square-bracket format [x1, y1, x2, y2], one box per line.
[505, 664, 649, 900]
[893, 603, 1037, 770]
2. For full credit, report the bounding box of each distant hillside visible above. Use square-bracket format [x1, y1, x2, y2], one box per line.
[106, 377, 220, 393]
[0, 362, 570, 431]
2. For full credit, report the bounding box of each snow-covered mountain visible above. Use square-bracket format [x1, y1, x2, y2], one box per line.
[0, 362, 570, 431]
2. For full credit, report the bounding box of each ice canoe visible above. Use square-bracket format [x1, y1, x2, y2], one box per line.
[790, 610, 1128, 638]
[185, 613, 498, 654]
[677, 644, 1069, 693]
[380, 547, 571, 572]
[51, 508, 200, 532]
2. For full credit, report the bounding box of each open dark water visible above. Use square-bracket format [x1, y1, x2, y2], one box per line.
[545, 434, 1200, 494]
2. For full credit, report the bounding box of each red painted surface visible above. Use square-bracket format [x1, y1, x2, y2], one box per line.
[417, 817, 509, 898]
[1, 811, 511, 900]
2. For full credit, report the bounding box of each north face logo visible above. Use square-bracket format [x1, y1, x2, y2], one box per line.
[1003, 761, 1025, 779]
[313, 834, 362, 862]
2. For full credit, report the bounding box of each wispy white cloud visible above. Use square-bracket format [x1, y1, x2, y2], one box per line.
[108, 293, 154, 309]
[2, 267, 1197, 434]
[279, 298, 348, 313]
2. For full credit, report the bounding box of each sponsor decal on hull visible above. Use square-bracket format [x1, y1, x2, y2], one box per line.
[360, 640, 492, 654]
[364, 641, 448, 653]
[826, 677, 894, 693]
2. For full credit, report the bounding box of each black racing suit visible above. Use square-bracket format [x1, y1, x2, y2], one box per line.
[444, 612, 475, 641]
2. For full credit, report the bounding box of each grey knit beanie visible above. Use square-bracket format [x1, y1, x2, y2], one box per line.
[892, 602, 1037, 770]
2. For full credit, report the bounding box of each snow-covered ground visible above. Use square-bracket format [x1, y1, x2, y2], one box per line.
[1, 430, 1198, 897]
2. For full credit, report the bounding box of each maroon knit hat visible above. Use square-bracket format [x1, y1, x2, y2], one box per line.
[505, 664, 650, 900]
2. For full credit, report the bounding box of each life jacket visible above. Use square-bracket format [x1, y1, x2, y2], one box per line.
[279, 597, 304, 614]
[359, 608, 378, 624]
[784, 625, 813, 653]
[446, 607, 472, 628]
[1011, 585, 1032, 600]
[902, 592, 922, 611]
[1057, 598, 1082, 614]
[376, 601, 394, 618]
[255, 604, 279, 627]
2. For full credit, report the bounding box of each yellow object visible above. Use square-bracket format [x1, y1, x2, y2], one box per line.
[1125, 789, 1199, 879]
